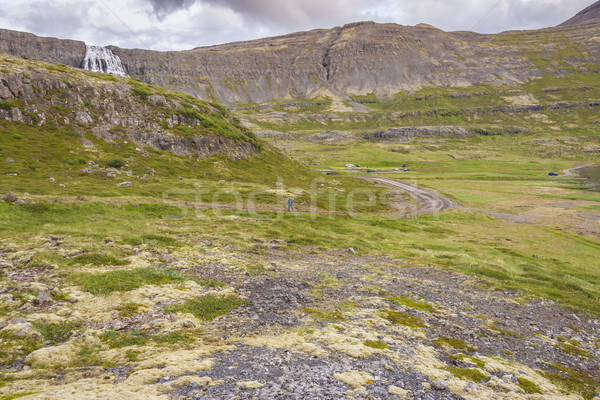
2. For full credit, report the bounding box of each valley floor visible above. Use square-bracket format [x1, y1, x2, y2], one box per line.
[1, 242, 598, 400]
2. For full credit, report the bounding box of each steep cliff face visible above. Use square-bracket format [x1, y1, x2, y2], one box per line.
[0, 55, 260, 159]
[0, 29, 85, 68]
[108, 20, 600, 105]
[1, 8, 599, 106]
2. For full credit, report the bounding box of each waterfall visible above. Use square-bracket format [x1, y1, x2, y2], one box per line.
[82, 45, 128, 77]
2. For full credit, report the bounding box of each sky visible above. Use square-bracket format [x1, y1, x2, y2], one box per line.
[0, 0, 594, 51]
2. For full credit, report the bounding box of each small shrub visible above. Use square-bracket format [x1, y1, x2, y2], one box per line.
[34, 322, 79, 345]
[101, 330, 148, 348]
[117, 302, 143, 318]
[302, 307, 345, 322]
[64, 157, 87, 166]
[0, 100, 14, 110]
[125, 349, 141, 362]
[517, 377, 542, 394]
[153, 331, 195, 345]
[174, 125, 197, 136]
[70, 267, 190, 295]
[123, 234, 180, 247]
[68, 253, 129, 266]
[176, 107, 203, 121]
[433, 336, 476, 352]
[382, 310, 425, 328]
[556, 342, 592, 358]
[51, 105, 68, 112]
[447, 366, 487, 382]
[165, 295, 248, 320]
[387, 295, 436, 313]
[363, 340, 389, 350]
[44, 64, 68, 73]
[129, 80, 152, 100]
[448, 353, 486, 368]
[106, 159, 125, 169]
[543, 363, 598, 399]
[74, 343, 102, 366]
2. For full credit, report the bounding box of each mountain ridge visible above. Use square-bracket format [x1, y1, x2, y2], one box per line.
[0, 5, 599, 105]
[559, 0, 600, 26]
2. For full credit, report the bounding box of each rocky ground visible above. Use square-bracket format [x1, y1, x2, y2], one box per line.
[0, 238, 598, 399]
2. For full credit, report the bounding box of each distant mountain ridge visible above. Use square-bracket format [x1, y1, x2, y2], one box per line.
[559, 0, 600, 26]
[0, 4, 599, 105]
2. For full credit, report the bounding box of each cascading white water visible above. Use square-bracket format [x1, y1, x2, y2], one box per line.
[82, 45, 129, 77]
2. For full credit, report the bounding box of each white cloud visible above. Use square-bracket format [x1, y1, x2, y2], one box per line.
[0, 0, 595, 50]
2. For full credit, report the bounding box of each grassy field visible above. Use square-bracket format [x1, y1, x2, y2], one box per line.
[1, 190, 598, 316]
[221, 69, 600, 317]
[0, 51, 599, 400]
[1, 67, 599, 319]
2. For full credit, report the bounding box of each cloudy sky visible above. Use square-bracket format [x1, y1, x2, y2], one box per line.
[0, 0, 594, 50]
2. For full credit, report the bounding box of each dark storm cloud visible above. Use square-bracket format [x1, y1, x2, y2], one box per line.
[146, 0, 195, 18]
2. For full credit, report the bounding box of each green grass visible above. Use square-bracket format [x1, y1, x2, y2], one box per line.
[165, 295, 248, 320]
[433, 337, 476, 352]
[0, 393, 38, 400]
[446, 366, 487, 382]
[0, 332, 42, 366]
[516, 377, 542, 394]
[101, 329, 196, 349]
[106, 159, 125, 169]
[448, 353, 485, 368]
[363, 340, 389, 350]
[33, 322, 79, 345]
[555, 342, 592, 358]
[68, 253, 130, 267]
[152, 331, 195, 345]
[101, 329, 148, 348]
[74, 343, 102, 367]
[302, 307, 345, 322]
[117, 302, 144, 318]
[69, 267, 195, 294]
[382, 310, 425, 328]
[543, 363, 599, 400]
[1, 197, 599, 316]
[387, 295, 436, 313]
[0, 100, 14, 110]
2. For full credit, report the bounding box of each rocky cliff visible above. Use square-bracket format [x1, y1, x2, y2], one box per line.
[109, 20, 600, 105]
[1, 6, 599, 105]
[0, 55, 260, 159]
[0, 29, 85, 68]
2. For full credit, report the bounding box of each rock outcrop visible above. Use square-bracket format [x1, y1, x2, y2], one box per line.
[109, 20, 600, 105]
[0, 29, 85, 68]
[0, 5, 599, 105]
[0, 55, 260, 159]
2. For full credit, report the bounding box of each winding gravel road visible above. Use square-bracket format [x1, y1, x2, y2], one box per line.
[367, 177, 458, 215]
[562, 163, 595, 176]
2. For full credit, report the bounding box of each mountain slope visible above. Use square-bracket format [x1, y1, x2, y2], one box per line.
[559, 0, 600, 26]
[2, 5, 600, 105]
[110, 20, 600, 105]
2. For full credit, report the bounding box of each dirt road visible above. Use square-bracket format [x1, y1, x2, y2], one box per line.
[563, 163, 595, 176]
[366, 177, 457, 214]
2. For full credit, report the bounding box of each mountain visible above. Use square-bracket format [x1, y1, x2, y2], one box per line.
[559, 0, 600, 26]
[0, 55, 260, 159]
[0, 6, 599, 107]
